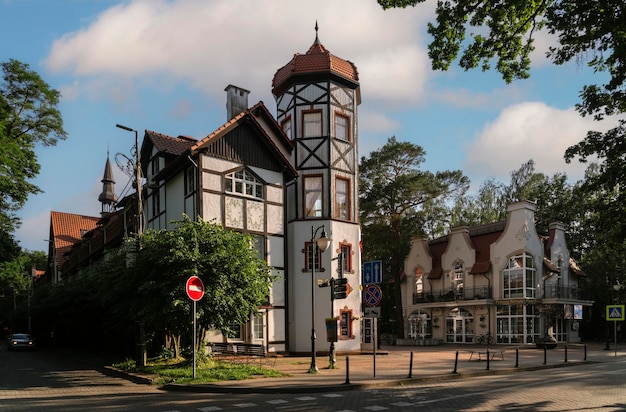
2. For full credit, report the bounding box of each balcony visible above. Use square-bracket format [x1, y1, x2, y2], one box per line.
[413, 286, 492, 304]
[541, 284, 591, 300]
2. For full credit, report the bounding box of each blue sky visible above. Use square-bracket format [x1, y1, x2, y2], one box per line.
[1, 0, 617, 252]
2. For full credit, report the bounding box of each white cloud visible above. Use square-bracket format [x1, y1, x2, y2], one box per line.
[466, 102, 619, 182]
[45, 0, 434, 107]
[435, 84, 528, 110]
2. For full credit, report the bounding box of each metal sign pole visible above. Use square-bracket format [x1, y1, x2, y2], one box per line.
[373, 317, 377, 378]
[193, 299, 197, 379]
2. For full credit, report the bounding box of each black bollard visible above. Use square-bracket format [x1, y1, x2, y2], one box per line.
[515, 347, 519, 368]
[543, 346, 547, 365]
[564, 344, 568, 363]
[584, 344, 587, 361]
[408, 351, 414, 378]
[453, 350, 459, 374]
[486, 349, 490, 370]
[344, 356, 350, 385]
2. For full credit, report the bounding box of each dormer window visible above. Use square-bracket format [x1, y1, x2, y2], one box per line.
[225, 169, 264, 199]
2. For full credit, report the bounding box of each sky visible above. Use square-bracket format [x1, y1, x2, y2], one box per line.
[1, 0, 619, 252]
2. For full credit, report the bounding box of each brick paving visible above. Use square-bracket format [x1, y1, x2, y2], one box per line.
[164, 341, 620, 393]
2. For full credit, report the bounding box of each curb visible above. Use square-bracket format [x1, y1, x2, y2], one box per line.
[159, 360, 598, 394]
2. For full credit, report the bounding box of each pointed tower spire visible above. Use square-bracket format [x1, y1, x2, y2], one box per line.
[98, 152, 118, 217]
[314, 20, 320, 45]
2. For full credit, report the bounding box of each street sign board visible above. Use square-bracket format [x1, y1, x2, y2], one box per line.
[363, 260, 383, 284]
[186, 276, 205, 301]
[606, 305, 625, 321]
[365, 307, 381, 318]
[364, 284, 383, 307]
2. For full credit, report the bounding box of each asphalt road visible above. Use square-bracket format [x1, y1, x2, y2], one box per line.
[1, 345, 626, 411]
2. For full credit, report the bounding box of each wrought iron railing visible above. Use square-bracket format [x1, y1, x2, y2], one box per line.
[413, 286, 492, 304]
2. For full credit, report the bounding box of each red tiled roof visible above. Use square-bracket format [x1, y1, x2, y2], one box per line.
[469, 261, 491, 274]
[145, 130, 197, 156]
[272, 33, 359, 96]
[50, 211, 100, 270]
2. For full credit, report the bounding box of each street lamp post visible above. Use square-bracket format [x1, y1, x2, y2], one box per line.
[309, 225, 330, 374]
[115, 123, 143, 237]
[116, 123, 146, 367]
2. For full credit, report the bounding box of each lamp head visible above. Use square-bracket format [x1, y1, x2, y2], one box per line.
[316, 227, 331, 252]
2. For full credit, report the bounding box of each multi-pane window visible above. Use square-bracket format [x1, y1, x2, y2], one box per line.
[306, 242, 323, 271]
[502, 253, 536, 299]
[340, 309, 353, 338]
[253, 313, 264, 340]
[453, 262, 464, 296]
[334, 177, 350, 220]
[281, 117, 292, 139]
[496, 304, 539, 344]
[151, 189, 161, 216]
[151, 157, 160, 177]
[339, 243, 352, 273]
[226, 322, 242, 340]
[185, 166, 195, 195]
[225, 169, 263, 199]
[304, 176, 323, 217]
[335, 113, 349, 141]
[415, 267, 423, 295]
[303, 111, 322, 137]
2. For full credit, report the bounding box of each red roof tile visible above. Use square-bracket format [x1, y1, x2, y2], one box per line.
[50, 211, 100, 270]
[272, 33, 359, 96]
[145, 130, 197, 156]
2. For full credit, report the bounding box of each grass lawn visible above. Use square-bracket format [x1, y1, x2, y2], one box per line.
[113, 356, 287, 385]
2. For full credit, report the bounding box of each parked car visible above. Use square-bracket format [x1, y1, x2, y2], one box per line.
[8, 333, 35, 351]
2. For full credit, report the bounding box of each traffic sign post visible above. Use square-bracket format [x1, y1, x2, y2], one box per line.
[364, 284, 382, 307]
[363, 260, 383, 284]
[186, 276, 205, 379]
[606, 305, 624, 357]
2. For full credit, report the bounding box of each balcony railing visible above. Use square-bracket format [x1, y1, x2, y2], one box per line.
[541, 285, 589, 300]
[412, 284, 591, 304]
[413, 286, 492, 304]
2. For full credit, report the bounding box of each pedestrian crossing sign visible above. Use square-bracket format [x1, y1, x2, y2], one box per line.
[606, 305, 625, 321]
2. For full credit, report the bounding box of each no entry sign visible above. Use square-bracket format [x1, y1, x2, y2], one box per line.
[186, 276, 205, 301]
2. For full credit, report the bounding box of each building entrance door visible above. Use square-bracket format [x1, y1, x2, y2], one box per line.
[446, 308, 474, 343]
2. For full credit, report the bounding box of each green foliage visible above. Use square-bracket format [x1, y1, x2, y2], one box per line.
[378, 0, 546, 83]
[32, 217, 274, 355]
[133, 217, 274, 336]
[359, 136, 469, 336]
[0, 59, 67, 233]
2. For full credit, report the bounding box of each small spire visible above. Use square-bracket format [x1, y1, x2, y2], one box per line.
[314, 21, 319, 44]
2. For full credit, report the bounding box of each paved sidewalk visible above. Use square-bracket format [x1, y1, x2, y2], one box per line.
[162, 342, 623, 393]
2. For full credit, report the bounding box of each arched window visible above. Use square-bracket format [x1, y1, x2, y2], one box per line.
[502, 253, 537, 299]
[408, 311, 431, 339]
[225, 169, 264, 199]
[453, 261, 464, 298]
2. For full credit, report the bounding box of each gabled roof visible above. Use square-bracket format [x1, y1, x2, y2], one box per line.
[190, 101, 297, 179]
[49, 211, 100, 270]
[272, 25, 359, 97]
[146, 130, 197, 156]
[427, 221, 505, 278]
[140, 130, 197, 177]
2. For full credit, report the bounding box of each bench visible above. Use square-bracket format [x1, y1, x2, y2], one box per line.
[209, 343, 275, 367]
[469, 350, 504, 361]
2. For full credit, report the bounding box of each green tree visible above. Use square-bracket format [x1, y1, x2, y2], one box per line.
[449, 177, 508, 228]
[378, 0, 626, 275]
[0, 59, 67, 233]
[32, 218, 274, 357]
[359, 136, 469, 338]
